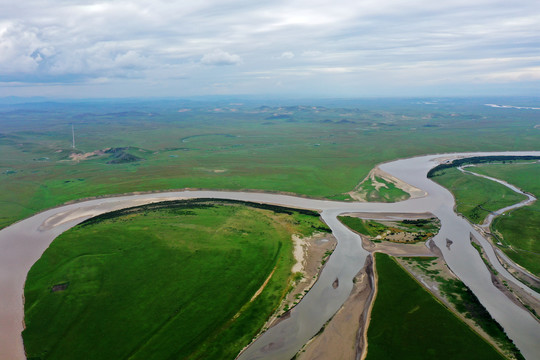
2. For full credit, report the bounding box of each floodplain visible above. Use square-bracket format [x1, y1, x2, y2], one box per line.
[432, 162, 540, 276]
[366, 253, 505, 360]
[22, 199, 329, 359]
[2, 97, 540, 229]
[1, 97, 539, 359]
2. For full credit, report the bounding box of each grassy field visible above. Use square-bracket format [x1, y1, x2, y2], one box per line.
[430, 167, 526, 223]
[366, 253, 505, 360]
[1, 97, 540, 229]
[338, 215, 439, 242]
[431, 162, 540, 275]
[469, 163, 540, 276]
[400, 256, 523, 359]
[22, 200, 328, 360]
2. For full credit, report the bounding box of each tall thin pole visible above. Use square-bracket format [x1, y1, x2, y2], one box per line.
[72, 124, 75, 149]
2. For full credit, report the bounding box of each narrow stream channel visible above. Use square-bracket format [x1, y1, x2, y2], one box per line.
[458, 165, 537, 231]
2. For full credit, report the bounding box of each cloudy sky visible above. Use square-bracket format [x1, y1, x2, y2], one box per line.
[1, 0, 539, 98]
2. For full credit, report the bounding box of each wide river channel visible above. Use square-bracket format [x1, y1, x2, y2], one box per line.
[1, 151, 539, 360]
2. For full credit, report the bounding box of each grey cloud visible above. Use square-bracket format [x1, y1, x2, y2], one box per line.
[0, 0, 539, 96]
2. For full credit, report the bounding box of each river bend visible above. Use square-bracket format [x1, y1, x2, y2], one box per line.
[0, 151, 539, 360]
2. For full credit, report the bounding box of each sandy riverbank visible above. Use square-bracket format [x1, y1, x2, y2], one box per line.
[298, 256, 374, 360]
[297, 231, 439, 359]
[266, 232, 337, 329]
[469, 234, 540, 321]
[297, 221, 531, 360]
[349, 166, 427, 201]
[236, 232, 337, 359]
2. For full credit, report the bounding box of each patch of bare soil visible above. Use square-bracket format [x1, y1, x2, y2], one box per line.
[51, 283, 69, 292]
[361, 236, 434, 256]
[340, 211, 435, 221]
[298, 256, 374, 360]
[69, 148, 110, 162]
[249, 267, 277, 303]
[199, 168, 228, 173]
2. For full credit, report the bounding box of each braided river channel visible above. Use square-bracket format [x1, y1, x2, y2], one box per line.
[1, 151, 539, 359]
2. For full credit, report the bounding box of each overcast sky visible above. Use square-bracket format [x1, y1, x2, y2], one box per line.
[1, 0, 539, 98]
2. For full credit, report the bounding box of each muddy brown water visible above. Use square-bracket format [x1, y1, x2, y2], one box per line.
[1, 151, 539, 360]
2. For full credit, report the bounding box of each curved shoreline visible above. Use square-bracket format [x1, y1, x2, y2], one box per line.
[1, 151, 540, 360]
[458, 165, 537, 231]
[458, 165, 540, 281]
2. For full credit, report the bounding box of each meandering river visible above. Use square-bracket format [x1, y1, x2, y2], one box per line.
[1, 151, 539, 360]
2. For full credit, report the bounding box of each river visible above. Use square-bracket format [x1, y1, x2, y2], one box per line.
[0, 151, 539, 360]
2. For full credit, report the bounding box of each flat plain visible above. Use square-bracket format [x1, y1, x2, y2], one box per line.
[366, 253, 505, 360]
[2, 97, 540, 229]
[22, 200, 328, 360]
[2, 97, 540, 359]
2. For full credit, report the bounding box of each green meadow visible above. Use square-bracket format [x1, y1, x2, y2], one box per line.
[22, 200, 328, 360]
[366, 253, 505, 360]
[401, 257, 523, 359]
[2, 98, 540, 229]
[432, 163, 540, 276]
[431, 167, 526, 223]
[467, 163, 540, 276]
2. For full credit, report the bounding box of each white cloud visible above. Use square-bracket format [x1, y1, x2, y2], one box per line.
[0, 23, 46, 74]
[201, 49, 242, 66]
[280, 51, 294, 59]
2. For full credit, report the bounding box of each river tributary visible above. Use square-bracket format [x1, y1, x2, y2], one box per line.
[1, 151, 539, 360]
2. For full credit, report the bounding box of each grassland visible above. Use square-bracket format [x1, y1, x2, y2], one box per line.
[22, 200, 328, 360]
[354, 176, 410, 202]
[2, 97, 540, 229]
[431, 162, 540, 276]
[366, 253, 505, 360]
[469, 163, 540, 276]
[430, 167, 526, 223]
[400, 257, 523, 359]
[338, 216, 440, 243]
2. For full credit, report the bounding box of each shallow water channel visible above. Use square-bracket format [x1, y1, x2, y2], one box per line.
[0, 151, 539, 360]
[459, 165, 537, 231]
